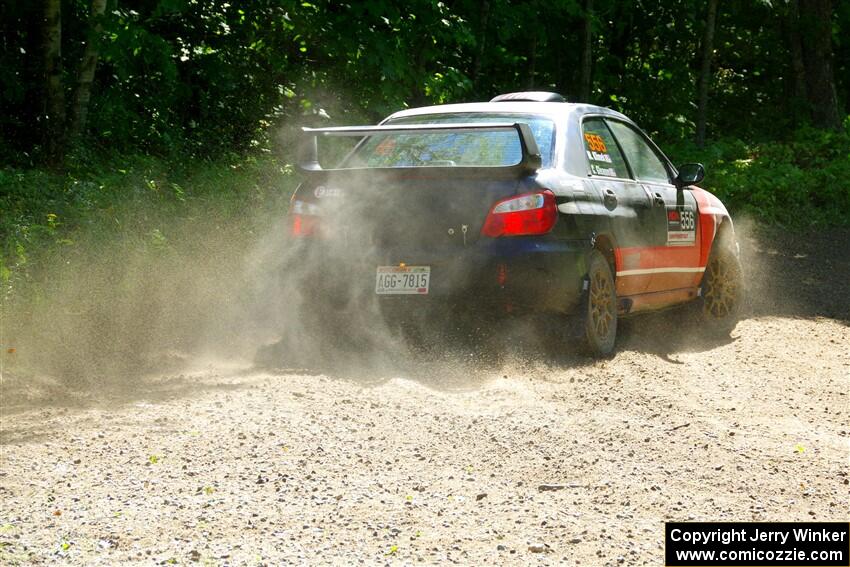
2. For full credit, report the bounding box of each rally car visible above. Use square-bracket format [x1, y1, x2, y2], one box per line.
[288, 91, 743, 355]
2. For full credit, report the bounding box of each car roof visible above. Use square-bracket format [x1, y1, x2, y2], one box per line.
[386, 101, 631, 123]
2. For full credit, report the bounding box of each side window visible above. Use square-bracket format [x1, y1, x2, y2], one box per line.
[605, 120, 671, 184]
[581, 118, 630, 178]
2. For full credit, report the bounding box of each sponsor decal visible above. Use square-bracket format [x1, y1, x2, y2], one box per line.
[314, 185, 342, 199]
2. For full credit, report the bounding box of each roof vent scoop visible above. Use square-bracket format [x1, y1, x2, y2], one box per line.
[489, 91, 566, 103]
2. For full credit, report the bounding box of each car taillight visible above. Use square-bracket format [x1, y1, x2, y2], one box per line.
[289, 199, 323, 238]
[481, 190, 557, 237]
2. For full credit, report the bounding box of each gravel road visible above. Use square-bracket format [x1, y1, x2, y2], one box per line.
[1, 226, 848, 565]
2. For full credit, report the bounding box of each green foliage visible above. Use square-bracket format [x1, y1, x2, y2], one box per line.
[3, 0, 846, 161]
[0, 151, 296, 297]
[665, 128, 850, 227]
[1, 0, 849, 307]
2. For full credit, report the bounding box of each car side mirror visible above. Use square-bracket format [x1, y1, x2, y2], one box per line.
[675, 163, 705, 188]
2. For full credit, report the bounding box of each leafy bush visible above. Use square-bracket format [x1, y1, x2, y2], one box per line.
[665, 128, 850, 227]
[1, 152, 297, 297]
[4, 126, 849, 294]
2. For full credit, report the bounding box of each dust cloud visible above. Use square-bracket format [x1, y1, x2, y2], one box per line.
[2, 165, 805, 408]
[0, 169, 534, 405]
[1, 206, 294, 389]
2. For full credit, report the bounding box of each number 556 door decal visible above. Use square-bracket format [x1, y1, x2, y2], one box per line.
[666, 207, 696, 246]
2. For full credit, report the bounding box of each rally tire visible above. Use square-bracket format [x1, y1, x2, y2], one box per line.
[693, 244, 743, 335]
[584, 249, 618, 356]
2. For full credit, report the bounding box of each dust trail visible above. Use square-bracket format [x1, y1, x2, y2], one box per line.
[0, 197, 295, 401]
[1, 162, 798, 407]
[0, 165, 545, 405]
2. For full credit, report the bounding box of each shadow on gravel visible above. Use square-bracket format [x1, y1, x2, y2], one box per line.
[617, 312, 738, 361]
[738, 224, 850, 325]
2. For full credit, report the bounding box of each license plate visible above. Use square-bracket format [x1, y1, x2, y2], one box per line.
[375, 265, 430, 295]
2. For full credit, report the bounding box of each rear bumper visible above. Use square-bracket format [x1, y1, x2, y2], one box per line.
[293, 237, 590, 315]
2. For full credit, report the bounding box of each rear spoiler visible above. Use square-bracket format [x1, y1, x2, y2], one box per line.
[297, 122, 542, 174]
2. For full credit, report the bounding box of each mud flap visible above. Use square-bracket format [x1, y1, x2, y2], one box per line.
[561, 277, 591, 343]
[562, 244, 593, 343]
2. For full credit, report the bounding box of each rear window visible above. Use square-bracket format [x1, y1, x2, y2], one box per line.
[347, 113, 556, 168]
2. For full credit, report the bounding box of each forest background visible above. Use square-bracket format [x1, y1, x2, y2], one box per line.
[1, 0, 848, 319]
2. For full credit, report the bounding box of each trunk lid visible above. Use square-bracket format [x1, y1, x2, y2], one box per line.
[302, 169, 524, 256]
[295, 121, 544, 258]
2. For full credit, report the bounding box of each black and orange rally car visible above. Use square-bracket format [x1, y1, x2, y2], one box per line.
[288, 91, 743, 355]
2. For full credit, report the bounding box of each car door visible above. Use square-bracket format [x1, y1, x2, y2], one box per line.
[580, 117, 655, 296]
[604, 119, 702, 294]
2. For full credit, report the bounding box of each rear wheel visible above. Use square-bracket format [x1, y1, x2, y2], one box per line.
[694, 244, 743, 334]
[584, 250, 618, 356]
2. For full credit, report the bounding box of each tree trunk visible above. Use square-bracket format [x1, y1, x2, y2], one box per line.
[471, 0, 490, 92]
[42, 0, 64, 163]
[69, 0, 108, 139]
[696, 0, 719, 148]
[526, 35, 537, 89]
[608, 3, 634, 92]
[579, 0, 593, 102]
[786, 0, 808, 104]
[798, 0, 842, 130]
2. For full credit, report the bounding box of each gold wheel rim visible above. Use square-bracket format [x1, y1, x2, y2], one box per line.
[590, 269, 614, 339]
[703, 256, 739, 318]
